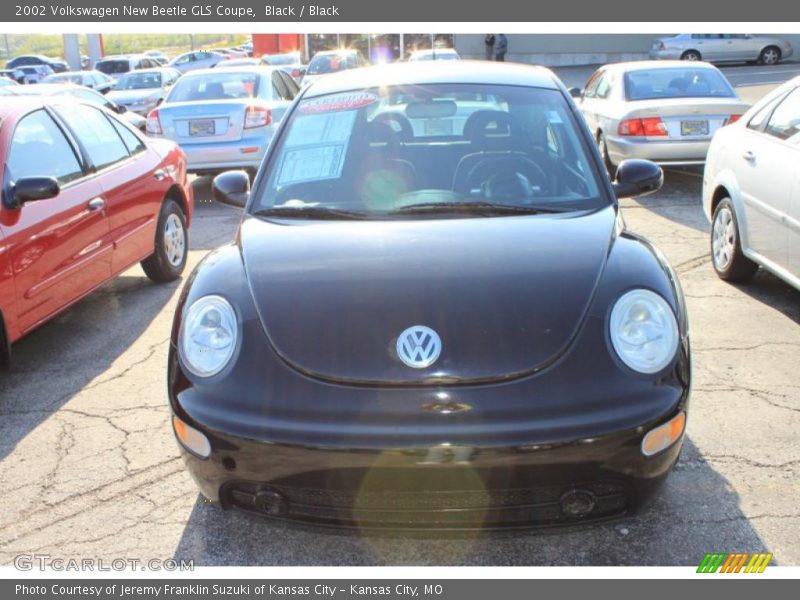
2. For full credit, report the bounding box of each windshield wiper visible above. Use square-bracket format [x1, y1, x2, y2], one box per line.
[252, 206, 370, 220]
[392, 201, 566, 216]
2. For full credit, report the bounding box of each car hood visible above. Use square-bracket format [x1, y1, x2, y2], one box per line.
[239, 206, 616, 386]
[108, 88, 161, 103]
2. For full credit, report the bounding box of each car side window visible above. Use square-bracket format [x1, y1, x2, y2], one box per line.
[109, 117, 146, 155]
[280, 71, 299, 98]
[583, 70, 605, 99]
[594, 73, 613, 99]
[7, 110, 83, 184]
[174, 54, 190, 65]
[764, 87, 800, 142]
[748, 90, 791, 132]
[54, 104, 130, 170]
[271, 71, 292, 101]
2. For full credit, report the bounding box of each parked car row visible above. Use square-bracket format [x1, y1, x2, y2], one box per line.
[568, 59, 800, 293]
[1, 54, 797, 531]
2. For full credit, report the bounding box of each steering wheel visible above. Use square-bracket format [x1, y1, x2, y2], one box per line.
[371, 112, 413, 141]
[458, 156, 550, 199]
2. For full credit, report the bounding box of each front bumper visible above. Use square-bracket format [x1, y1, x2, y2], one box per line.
[173, 409, 684, 530]
[606, 135, 711, 166]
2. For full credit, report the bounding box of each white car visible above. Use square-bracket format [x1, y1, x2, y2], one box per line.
[703, 75, 800, 290]
[408, 48, 461, 61]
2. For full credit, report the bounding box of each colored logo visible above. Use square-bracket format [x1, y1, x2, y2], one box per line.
[697, 552, 773, 573]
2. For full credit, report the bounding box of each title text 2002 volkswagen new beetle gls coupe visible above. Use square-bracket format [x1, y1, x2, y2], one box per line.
[169, 62, 691, 529]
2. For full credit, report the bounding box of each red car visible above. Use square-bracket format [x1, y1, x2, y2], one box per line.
[0, 97, 193, 365]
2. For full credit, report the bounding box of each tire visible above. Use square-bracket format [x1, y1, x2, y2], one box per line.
[710, 198, 758, 282]
[141, 199, 188, 283]
[597, 132, 616, 179]
[758, 46, 781, 65]
[681, 50, 702, 61]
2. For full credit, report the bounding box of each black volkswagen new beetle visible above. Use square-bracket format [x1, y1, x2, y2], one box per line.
[169, 62, 690, 529]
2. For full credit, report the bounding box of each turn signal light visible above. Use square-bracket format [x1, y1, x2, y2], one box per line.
[146, 108, 162, 135]
[618, 117, 668, 137]
[641, 411, 686, 456]
[244, 105, 272, 129]
[172, 415, 211, 458]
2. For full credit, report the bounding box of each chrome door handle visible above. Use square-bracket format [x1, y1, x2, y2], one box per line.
[88, 197, 105, 211]
[153, 169, 166, 181]
[743, 150, 756, 162]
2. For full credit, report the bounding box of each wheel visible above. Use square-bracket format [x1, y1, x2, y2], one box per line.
[759, 46, 781, 65]
[141, 199, 188, 282]
[680, 50, 702, 61]
[597, 132, 616, 179]
[710, 198, 757, 282]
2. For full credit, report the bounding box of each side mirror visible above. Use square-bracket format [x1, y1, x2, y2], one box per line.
[212, 170, 250, 208]
[612, 159, 663, 199]
[568, 87, 583, 99]
[115, 104, 127, 114]
[5, 176, 60, 209]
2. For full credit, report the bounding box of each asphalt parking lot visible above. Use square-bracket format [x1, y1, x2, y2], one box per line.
[1, 65, 799, 567]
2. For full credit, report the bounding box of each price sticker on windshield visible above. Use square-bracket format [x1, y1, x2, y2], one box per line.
[298, 92, 379, 114]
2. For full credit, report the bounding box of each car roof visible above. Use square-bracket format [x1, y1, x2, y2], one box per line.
[176, 65, 281, 77]
[303, 60, 560, 98]
[312, 49, 359, 57]
[97, 54, 141, 61]
[5, 83, 85, 95]
[116, 67, 174, 75]
[0, 95, 49, 118]
[606, 60, 721, 72]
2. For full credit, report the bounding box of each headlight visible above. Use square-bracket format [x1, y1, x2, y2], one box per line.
[609, 289, 679, 374]
[179, 295, 238, 377]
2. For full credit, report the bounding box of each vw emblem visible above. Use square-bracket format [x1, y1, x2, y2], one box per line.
[396, 326, 442, 369]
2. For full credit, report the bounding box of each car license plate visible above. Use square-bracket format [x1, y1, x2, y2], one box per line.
[681, 120, 708, 136]
[189, 119, 215, 136]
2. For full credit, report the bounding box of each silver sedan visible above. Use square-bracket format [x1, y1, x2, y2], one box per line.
[572, 61, 749, 171]
[146, 66, 299, 176]
[650, 34, 793, 65]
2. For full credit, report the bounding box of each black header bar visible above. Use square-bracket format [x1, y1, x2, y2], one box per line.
[3, 0, 800, 22]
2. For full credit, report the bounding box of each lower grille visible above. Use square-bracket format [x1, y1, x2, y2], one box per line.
[221, 479, 629, 529]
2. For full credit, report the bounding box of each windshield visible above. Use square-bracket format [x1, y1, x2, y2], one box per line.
[95, 60, 131, 75]
[411, 51, 459, 61]
[253, 83, 606, 219]
[167, 71, 259, 102]
[624, 68, 736, 100]
[117, 71, 162, 90]
[264, 53, 301, 65]
[307, 54, 354, 75]
[44, 74, 81, 84]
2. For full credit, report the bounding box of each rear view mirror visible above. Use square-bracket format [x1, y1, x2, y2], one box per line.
[612, 159, 663, 199]
[5, 176, 60, 209]
[212, 170, 250, 208]
[568, 87, 583, 99]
